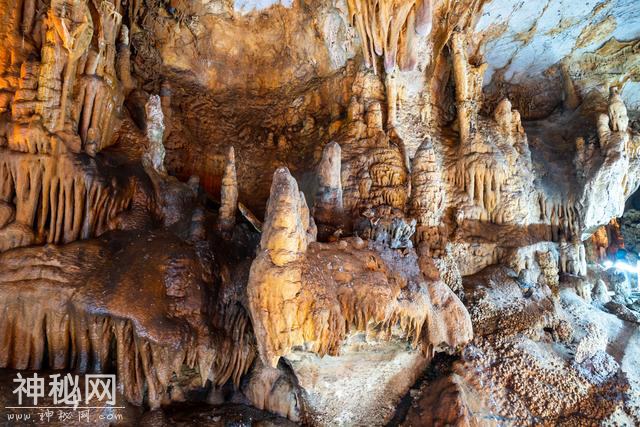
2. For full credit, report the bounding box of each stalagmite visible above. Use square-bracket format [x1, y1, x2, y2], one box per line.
[190, 207, 206, 241]
[608, 87, 629, 133]
[247, 167, 310, 366]
[494, 98, 514, 134]
[597, 113, 612, 146]
[218, 146, 238, 237]
[559, 239, 587, 277]
[493, 98, 525, 137]
[561, 62, 580, 110]
[142, 95, 166, 174]
[411, 136, 446, 247]
[313, 141, 343, 237]
[248, 168, 472, 370]
[536, 250, 559, 293]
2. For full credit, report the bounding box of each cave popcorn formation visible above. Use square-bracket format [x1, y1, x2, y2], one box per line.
[0, 0, 639, 425]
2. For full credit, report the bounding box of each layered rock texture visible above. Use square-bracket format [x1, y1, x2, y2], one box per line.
[0, 0, 639, 425]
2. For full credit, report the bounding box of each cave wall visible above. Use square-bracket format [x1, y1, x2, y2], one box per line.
[0, 0, 639, 425]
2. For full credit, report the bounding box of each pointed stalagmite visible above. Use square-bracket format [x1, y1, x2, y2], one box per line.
[218, 146, 238, 236]
[494, 98, 524, 136]
[260, 168, 310, 265]
[561, 62, 580, 110]
[247, 167, 309, 366]
[494, 98, 514, 133]
[247, 167, 471, 372]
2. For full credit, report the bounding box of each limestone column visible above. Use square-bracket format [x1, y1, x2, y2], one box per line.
[218, 146, 238, 237]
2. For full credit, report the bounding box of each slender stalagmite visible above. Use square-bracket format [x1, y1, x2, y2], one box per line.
[218, 146, 238, 236]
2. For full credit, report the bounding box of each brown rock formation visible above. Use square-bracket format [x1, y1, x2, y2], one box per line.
[248, 167, 471, 369]
[411, 136, 446, 248]
[218, 145, 238, 236]
[0, 0, 639, 424]
[246, 167, 313, 367]
[346, 0, 432, 73]
[0, 230, 255, 408]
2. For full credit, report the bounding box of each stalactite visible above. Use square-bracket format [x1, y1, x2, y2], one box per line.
[451, 153, 507, 222]
[346, 0, 432, 73]
[50, 0, 94, 133]
[0, 240, 256, 408]
[537, 194, 581, 242]
[116, 24, 135, 96]
[451, 31, 487, 145]
[70, 1, 124, 153]
[0, 149, 135, 250]
[345, 0, 434, 127]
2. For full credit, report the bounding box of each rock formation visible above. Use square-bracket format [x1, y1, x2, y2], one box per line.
[142, 95, 166, 174]
[247, 167, 471, 423]
[346, 0, 432, 73]
[609, 86, 629, 133]
[312, 141, 344, 239]
[452, 31, 488, 145]
[218, 145, 238, 236]
[410, 136, 446, 249]
[0, 0, 639, 425]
